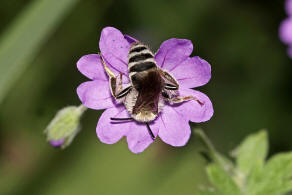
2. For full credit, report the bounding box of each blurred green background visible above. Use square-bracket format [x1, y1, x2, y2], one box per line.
[0, 0, 291, 194]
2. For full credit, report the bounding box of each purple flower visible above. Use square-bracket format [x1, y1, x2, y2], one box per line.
[76, 27, 213, 154]
[280, 0, 292, 58]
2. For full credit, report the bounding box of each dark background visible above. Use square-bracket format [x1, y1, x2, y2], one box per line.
[0, 0, 291, 194]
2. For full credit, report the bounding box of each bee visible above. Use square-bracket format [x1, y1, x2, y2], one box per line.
[100, 42, 203, 140]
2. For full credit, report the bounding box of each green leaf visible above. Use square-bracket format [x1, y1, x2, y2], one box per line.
[248, 152, 292, 195]
[0, 0, 79, 105]
[199, 130, 292, 195]
[206, 164, 241, 195]
[197, 189, 219, 195]
[232, 130, 268, 181]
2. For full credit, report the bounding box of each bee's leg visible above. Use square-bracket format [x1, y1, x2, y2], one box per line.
[158, 69, 179, 90]
[116, 86, 132, 99]
[99, 53, 115, 78]
[159, 69, 203, 105]
[146, 123, 155, 140]
[165, 94, 204, 106]
[99, 54, 132, 99]
[110, 117, 133, 121]
[162, 90, 170, 99]
[118, 72, 124, 91]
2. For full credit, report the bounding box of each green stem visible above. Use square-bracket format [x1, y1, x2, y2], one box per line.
[194, 129, 227, 169]
[77, 104, 87, 114]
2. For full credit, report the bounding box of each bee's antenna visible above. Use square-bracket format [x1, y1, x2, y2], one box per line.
[110, 117, 133, 121]
[146, 123, 155, 140]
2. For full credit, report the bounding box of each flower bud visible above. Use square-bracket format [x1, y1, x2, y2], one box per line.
[45, 105, 86, 149]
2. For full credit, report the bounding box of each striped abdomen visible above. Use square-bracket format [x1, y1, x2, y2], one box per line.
[128, 42, 157, 79]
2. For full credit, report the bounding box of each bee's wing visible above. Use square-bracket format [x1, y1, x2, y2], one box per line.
[133, 91, 159, 115]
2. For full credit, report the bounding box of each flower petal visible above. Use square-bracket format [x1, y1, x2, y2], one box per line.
[50, 139, 64, 147]
[77, 54, 108, 81]
[286, 0, 292, 15]
[126, 121, 158, 154]
[156, 106, 191, 147]
[170, 56, 211, 88]
[279, 18, 292, 45]
[99, 27, 130, 74]
[76, 80, 114, 110]
[96, 106, 131, 144]
[173, 88, 213, 123]
[155, 38, 193, 70]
